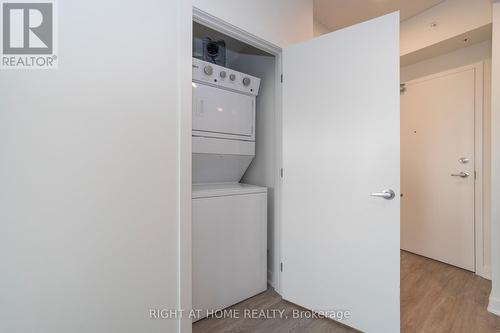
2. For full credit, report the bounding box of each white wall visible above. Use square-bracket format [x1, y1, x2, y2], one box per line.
[0, 1, 188, 332]
[401, 41, 492, 82]
[192, 0, 313, 47]
[401, 0, 492, 56]
[488, 0, 500, 317]
[313, 19, 331, 37]
[401, 41, 492, 278]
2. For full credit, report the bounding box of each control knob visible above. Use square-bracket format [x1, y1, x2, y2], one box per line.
[204, 65, 213, 75]
[242, 77, 251, 86]
[229, 73, 236, 81]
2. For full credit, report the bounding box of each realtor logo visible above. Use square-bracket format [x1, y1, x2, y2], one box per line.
[1, 0, 57, 69]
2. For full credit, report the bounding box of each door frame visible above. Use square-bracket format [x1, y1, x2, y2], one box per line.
[181, 10, 285, 330]
[401, 62, 487, 278]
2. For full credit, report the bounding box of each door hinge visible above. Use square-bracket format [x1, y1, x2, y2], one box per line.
[280, 262, 283, 272]
[400, 83, 406, 94]
[281, 74, 283, 83]
[475, 170, 477, 180]
[280, 168, 283, 178]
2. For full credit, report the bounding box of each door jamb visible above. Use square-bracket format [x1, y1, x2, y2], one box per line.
[402, 62, 487, 278]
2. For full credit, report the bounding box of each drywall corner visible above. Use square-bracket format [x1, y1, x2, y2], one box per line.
[314, 19, 331, 37]
[489, 0, 500, 316]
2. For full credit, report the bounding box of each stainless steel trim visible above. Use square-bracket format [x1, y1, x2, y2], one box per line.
[451, 172, 470, 178]
[371, 189, 396, 200]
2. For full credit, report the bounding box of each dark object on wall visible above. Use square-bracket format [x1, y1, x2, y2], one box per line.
[202, 37, 226, 66]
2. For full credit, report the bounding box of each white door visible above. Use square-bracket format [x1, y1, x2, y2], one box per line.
[281, 13, 400, 332]
[401, 65, 477, 271]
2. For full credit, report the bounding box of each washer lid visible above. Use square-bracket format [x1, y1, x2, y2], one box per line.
[192, 182, 267, 198]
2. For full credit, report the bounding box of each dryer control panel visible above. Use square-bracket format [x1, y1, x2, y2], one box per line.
[192, 58, 261, 96]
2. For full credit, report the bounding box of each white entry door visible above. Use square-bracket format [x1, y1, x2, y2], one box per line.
[401, 65, 478, 271]
[281, 13, 400, 332]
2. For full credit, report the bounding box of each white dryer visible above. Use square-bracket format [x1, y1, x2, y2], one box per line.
[191, 58, 267, 320]
[192, 57, 260, 184]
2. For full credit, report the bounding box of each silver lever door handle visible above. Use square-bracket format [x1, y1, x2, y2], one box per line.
[371, 189, 395, 200]
[451, 172, 470, 178]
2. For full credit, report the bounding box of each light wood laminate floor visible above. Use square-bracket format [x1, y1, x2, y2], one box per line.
[400, 251, 500, 333]
[193, 251, 500, 333]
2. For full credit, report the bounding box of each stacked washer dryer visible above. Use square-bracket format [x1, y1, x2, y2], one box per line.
[191, 58, 267, 320]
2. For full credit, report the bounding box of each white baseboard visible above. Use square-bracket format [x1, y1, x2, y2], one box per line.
[267, 270, 275, 288]
[488, 295, 500, 316]
[483, 266, 492, 280]
[477, 265, 492, 280]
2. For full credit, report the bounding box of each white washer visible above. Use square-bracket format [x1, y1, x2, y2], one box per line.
[192, 183, 267, 321]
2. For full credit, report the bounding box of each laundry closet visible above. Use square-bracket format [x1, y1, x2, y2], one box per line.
[188, 9, 401, 332]
[191, 20, 279, 320]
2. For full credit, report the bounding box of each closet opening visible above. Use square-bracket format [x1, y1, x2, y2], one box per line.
[190, 12, 283, 326]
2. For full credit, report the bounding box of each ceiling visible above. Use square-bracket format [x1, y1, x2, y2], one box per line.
[314, 0, 445, 31]
[400, 23, 492, 66]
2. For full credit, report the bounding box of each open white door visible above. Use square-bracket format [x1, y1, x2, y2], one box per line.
[281, 13, 400, 332]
